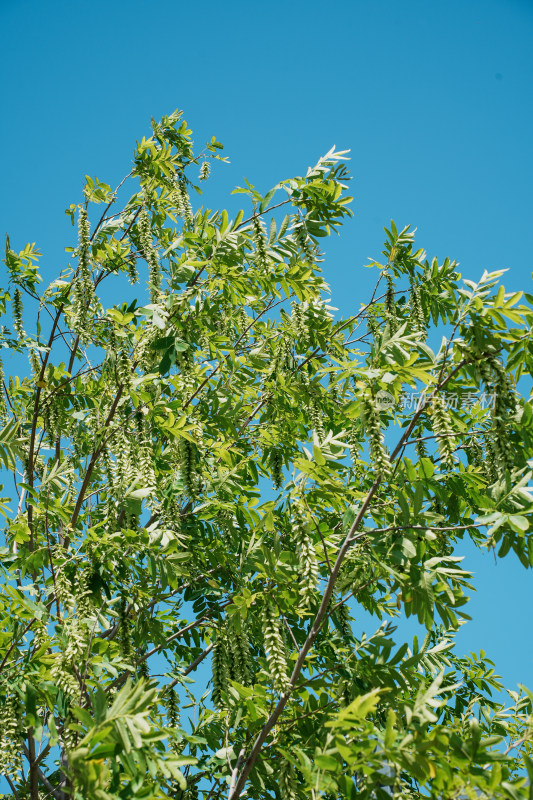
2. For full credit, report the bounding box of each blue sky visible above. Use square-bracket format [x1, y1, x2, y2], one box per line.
[1, 0, 533, 697]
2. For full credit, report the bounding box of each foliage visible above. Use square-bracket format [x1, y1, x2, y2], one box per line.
[1, 108, 533, 799]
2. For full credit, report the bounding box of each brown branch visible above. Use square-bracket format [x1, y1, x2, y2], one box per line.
[228, 360, 467, 799]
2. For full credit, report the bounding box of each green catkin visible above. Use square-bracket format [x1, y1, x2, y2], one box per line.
[51, 654, 79, 699]
[252, 214, 269, 270]
[73, 207, 94, 338]
[136, 413, 156, 492]
[348, 424, 361, 464]
[262, 599, 289, 694]
[292, 217, 316, 265]
[138, 206, 161, 300]
[291, 301, 308, 344]
[12, 286, 24, 338]
[125, 255, 139, 285]
[308, 399, 326, 442]
[429, 395, 456, 470]
[270, 449, 283, 490]
[409, 279, 427, 336]
[0, 357, 7, 423]
[0, 687, 20, 778]
[335, 598, 351, 638]
[362, 397, 391, 478]
[29, 348, 41, 379]
[199, 161, 210, 181]
[229, 628, 253, 686]
[55, 565, 73, 611]
[211, 635, 231, 709]
[76, 566, 94, 620]
[166, 686, 180, 728]
[279, 757, 299, 800]
[116, 346, 132, 390]
[367, 310, 379, 340]
[176, 176, 193, 226]
[293, 501, 318, 608]
[64, 618, 87, 661]
[384, 274, 398, 333]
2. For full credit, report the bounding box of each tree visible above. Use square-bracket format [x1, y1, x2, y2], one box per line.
[1, 108, 533, 800]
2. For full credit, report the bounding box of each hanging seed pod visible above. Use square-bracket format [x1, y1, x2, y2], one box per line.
[138, 206, 161, 300]
[51, 654, 79, 699]
[12, 286, 24, 338]
[0, 687, 20, 778]
[334, 598, 351, 639]
[229, 628, 253, 686]
[429, 395, 456, 470]
[291, 300, 308, 344]
[279, 757, 299, 800]
[0, 357, 6, 423]
[409, 279, 427, 336]
[211, 634, 231, 709]
[262, 599, 289, 694]
[362, 397, 391, 478]
[64, 618, 87, 661]
[178, 438, 197, 498]
[293, 501, 318, 608]
[72, 207, 94, 339]
[166, 686, 180, 728]
[384, 274, 398, 333]
[414, 425, 428, 460]
[252, 214, 269, 270]
[292, 217, 316, 265]
[308, 399, 326, 442]
[55, 565, 74, 611]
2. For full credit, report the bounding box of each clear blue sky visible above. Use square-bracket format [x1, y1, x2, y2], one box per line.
[1, 0, 533, 695]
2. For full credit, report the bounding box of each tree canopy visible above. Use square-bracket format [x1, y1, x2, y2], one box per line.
[1, 109, 533, 800]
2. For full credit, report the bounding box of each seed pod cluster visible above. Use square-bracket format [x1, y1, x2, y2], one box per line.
[384, 274, 398, 333]
[292, 218, 316, 265]
[429, 395, 455, 470]
[64, 617, 87, 661]
[409, 279, 427, 336]
[279, 756, 299, 800]
[0, 687, 20, 778]
[166, 686, 180, 728]
[293, 500, 318, 608]
[12, 286, 24, 338]
[0, 357, 6, 423]
[252, 214, 269, 270]
[362, 397, 391, 478]
[51, 654, 79, 699]
[72, 207, 94, 338]
[138, 206, 161, 300]
[308, 399, 325, 442]
[55, 565, 74, 611]
[229, 628, 254, 687]
[211, 633, 231, 709]
[175, 176, 193, 226]
[262, 599, 289, 694]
